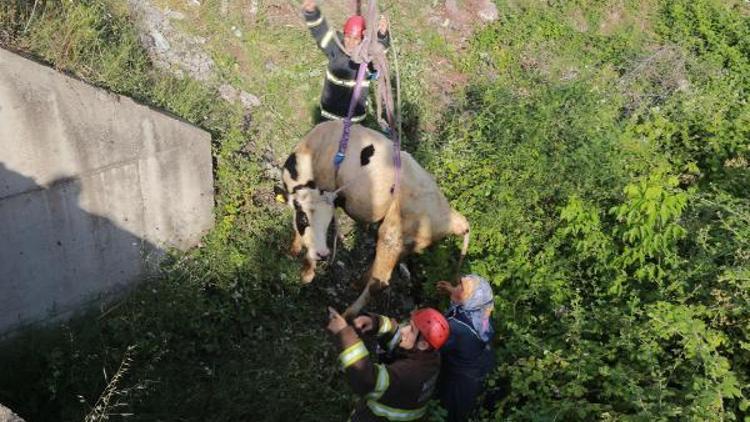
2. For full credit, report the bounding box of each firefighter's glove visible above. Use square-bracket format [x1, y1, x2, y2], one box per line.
[353, 315, 374, 333]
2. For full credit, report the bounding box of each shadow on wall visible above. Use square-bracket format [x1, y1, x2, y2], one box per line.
[0, 162, 162, 336]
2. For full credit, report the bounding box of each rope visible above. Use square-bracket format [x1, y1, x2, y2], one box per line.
[454, 231, 470, 283]
[329, 0, 404, 271]
[334, 62, 368, 170]
[330, 215, 340, 264]
[390, 33, 402, 194]
[342, 0, 402, 196]
[334, 0, 398, 176]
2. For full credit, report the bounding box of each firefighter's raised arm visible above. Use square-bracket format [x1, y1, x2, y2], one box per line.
[302, 0, 336, 58]
[326, 307, 378, 396]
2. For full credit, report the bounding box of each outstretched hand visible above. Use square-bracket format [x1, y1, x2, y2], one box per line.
[327, 306, 348, 335]
[302, 0, 316, 13]
[378, 15, 388, 35]
[436, 280, 456, 296]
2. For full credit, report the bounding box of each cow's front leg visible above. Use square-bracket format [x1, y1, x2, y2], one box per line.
[344, 212, 403, 319]
[344, 249, 402, 319]
[290, 229, 303, 256]
[301, 257, 316, 284]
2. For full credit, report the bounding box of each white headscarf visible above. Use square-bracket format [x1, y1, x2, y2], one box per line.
[449, 274, 495, 343]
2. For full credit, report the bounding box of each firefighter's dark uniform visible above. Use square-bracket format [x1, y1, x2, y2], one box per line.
[334, 314, 440, 421]
[303, 7, 390, 123]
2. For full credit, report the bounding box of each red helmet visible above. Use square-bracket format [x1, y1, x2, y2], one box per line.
[343, 15, 366, 38]
[412, 308, 450, 350]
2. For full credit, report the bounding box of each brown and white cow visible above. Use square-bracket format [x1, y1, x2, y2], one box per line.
[280, 120, 469, 317]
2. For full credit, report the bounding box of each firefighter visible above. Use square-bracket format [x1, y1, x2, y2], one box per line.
[326, 306, 450, 421]
[301, 0, 390, 123]
[435, 274, 496, 422]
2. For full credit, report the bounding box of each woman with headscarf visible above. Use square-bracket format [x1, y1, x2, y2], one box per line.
[435, 274, 496, 422]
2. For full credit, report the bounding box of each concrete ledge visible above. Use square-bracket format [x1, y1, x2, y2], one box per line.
[0, 48, 214, 334]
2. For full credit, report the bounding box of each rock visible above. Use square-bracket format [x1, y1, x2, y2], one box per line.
[0, 404, 25, 422]
[261, 148, 275, 164]
[166, 10, 185, 20]
[127, 0, 215, 82]
[150, 30, 170, 53]
[477, 1, 499, 22]
[239, 91, 260, 108]
[445, 0, 459, 16]
[241, 139, 256, 155]
[265, 166, 282, 181]
[247, 0, 259, 16]
[218, 83, 239, 102]
[242, 113, 253, 132]
[218, 84, 261, 110]
[261, 147, 280, 179]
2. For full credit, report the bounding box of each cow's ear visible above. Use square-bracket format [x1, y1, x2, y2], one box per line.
[274, 185, 288, 203]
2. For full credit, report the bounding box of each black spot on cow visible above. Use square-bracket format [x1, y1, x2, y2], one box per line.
[334, 194, 346, 209]
[293, 200, 309, 235]
[292, 180, 316, 193]
[360, 144, 375, 166]
[283, 153, 298, 181]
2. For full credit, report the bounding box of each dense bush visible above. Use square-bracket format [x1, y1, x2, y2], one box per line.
[415, 0, 750, 419]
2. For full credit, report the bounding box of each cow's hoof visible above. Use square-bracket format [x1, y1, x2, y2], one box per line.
[398, 263, 411, 281]
[301, 269, 315, 284]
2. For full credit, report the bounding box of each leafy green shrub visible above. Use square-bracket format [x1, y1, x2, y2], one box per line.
[643, 0, 750, 179]
[416, 0, 749, 420]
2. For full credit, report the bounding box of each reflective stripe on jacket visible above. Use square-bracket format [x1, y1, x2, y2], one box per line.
[334, 314, 440, 421]
[304, 7, 390, 121]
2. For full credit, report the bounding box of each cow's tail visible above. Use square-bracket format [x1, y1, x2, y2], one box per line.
[454, 229, 470, 283]
[451, 211, 470, 283]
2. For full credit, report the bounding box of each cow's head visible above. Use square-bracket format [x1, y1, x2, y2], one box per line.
[279, 151, 341, 281]
[283, 183, 336, 262]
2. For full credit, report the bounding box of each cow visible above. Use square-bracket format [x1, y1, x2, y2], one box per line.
[280, 120, 470, 317]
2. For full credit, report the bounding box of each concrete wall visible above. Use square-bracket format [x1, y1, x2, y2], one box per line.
[0, 48, 214, 334]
